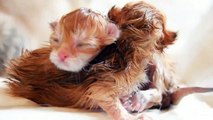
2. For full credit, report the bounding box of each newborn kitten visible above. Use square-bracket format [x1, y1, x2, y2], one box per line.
[49, 8, 119, 72]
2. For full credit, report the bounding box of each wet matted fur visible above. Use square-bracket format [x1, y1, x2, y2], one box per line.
[6, 1, 178, 120]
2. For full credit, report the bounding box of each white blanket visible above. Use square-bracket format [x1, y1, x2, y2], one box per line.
[0, 78, 213, 120]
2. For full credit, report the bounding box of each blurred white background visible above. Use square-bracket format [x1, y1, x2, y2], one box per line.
[0, 0, 213, 120]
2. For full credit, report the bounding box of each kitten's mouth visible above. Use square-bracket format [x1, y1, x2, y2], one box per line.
[59, 60, 69, 66]
[58, 58, 69, 64]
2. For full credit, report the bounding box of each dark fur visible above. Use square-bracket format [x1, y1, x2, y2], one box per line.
[6, 1, 170, 109]
[6, 2, 183, 120]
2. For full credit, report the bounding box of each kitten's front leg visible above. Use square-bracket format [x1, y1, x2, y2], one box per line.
[88, 85, 151, 120]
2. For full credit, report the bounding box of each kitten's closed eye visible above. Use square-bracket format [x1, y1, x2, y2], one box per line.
[77, 43, 97, 49]
[50, 37, 61, 45]
[52, 38, 59, 43]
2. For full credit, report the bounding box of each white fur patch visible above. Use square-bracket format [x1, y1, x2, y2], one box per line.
[49, 50, 92, 72]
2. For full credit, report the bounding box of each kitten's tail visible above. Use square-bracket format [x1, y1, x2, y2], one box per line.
[172, 87, 213, 104]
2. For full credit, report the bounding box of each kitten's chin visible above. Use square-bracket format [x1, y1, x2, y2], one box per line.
[49, 51, 88, 72]
[55, 62, 86, 72]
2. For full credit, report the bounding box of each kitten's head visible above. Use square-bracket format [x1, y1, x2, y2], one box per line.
[108, 1, 177, 52]
[49, 8, 120, 72]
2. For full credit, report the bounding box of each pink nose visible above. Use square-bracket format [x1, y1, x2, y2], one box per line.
[58, 51, 69, 61]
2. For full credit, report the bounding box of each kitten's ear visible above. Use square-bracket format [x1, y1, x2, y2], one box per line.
[157, 30, 177, 51]
[163, 30, 177, 46]
[108, 6, 121, 23]
[50, 21, 57, 30]
[107, 23, 120, 38]
[104, 23, 120, 44]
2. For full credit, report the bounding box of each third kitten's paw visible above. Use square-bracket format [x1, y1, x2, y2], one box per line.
[121, 89, 162, 113]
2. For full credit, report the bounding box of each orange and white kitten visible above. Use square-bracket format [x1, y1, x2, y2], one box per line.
[49, 8, 120, 72]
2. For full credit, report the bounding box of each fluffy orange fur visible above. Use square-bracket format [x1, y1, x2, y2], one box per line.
[7, 1, 179, 120]
[49, 8, 119, 72]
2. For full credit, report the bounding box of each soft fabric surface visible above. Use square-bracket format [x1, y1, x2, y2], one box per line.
[1, 0, 213, 120]
[0, 77, 213, 120]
